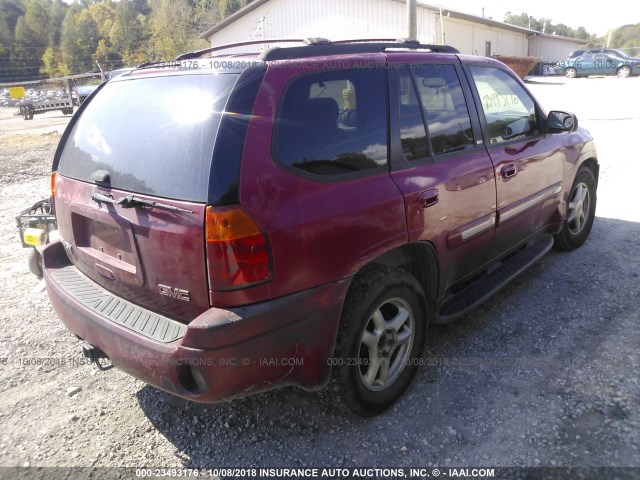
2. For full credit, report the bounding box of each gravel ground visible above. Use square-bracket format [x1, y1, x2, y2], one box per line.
[0, 76, 639, 473]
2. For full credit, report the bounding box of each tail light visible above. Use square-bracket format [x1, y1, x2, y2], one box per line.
[50, 172, 56, 213]
[205, 206, 273, 291]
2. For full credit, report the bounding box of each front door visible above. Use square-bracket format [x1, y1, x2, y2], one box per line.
[466, 64, 564, 261]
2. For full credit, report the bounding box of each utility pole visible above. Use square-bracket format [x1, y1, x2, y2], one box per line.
[407, 0, 417, 40]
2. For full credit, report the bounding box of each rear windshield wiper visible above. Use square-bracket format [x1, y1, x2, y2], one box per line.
[91, 193, 193, 214]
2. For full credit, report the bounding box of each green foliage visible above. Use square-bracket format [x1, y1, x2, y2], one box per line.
[0, 14, 12, 54]
[610, 24, 640, 54]
[148, 0, 202, 60]
[0, 0, 218, 80]
[40, 46, 66, 76]
[109, 0, 143, 62]
[219, 0, 252, 19]
[504, 11, 597, 40]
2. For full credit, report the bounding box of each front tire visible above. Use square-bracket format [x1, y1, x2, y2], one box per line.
[334, 266, 427, 416]
[554, 167, 597, 251]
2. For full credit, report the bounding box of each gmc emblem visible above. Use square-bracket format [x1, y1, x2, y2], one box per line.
[158, 284, 190, 302]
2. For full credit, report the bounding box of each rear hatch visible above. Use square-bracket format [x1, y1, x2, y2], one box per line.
[54, 71, 239, 322]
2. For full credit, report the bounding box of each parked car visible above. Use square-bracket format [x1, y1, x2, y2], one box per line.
[73, 84, 100, 106]
[557, 52, 640, 78]
[43, 38, 598, 415]
[569, 48, 640, 61]
[585, 48, 640, 61]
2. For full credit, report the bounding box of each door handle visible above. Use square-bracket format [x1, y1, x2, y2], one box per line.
[418, 189, 439, 208]
[501, 164, 517, 179]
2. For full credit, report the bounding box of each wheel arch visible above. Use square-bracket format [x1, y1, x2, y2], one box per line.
[345, 242, 440, 305]
[579, 157, 600, 188]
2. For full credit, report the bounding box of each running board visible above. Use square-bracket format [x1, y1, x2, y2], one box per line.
[434, 234, 554, 324]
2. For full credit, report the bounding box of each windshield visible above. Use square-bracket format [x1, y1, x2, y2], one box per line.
[59, 73, 238, 202]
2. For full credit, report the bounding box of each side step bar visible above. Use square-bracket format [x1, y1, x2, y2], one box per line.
[434, 234, 554, 324]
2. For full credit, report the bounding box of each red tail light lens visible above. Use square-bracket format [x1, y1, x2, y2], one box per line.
[50, 172, 56, 213]
[205, 206, 273, 290]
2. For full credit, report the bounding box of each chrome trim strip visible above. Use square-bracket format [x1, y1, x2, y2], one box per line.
[461, 215, 495, 241]
[500, 184, 563, 223]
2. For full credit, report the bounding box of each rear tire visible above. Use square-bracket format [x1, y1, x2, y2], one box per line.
[565, 68, 577, 78]
[617, 65, 631, 78]
[554, 167, 597, 251]
[333, 266, 427, 416]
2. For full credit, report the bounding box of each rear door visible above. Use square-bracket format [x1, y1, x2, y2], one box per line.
[54, 72, 238, 322]
[388, 57, 497, 292]
[465, 63, 564, 261]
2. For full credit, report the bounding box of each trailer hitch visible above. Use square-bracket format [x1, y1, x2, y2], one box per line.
[81, 343, 114, 371]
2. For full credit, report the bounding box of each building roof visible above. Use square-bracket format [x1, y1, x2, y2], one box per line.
[200, 0, 588, 45]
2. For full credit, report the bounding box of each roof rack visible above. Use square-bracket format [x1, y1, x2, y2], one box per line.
[261, 38, 458, 61]
[173, 38, 459, 62]
[175, 38, 313, 61]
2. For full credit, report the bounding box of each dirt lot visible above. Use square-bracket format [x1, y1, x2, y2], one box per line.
[0, 76, 639, 474]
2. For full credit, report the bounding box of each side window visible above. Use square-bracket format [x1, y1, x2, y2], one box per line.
[275, 68, 388, 176]
[412, 64, 475, 155]
[469, 66, 540, 145]
[398, 67, 429, 161]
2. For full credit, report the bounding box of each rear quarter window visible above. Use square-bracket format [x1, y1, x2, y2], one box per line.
[58, 73, 238, 202]
[274, 68, 388, 177]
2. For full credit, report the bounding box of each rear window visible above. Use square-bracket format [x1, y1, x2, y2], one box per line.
[58, 73, 238, 202]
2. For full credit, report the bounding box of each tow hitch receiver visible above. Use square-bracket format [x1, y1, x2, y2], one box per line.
[81, 343, 114, 371]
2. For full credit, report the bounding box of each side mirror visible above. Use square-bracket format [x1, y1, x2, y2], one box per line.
[547, 111, 578, 133]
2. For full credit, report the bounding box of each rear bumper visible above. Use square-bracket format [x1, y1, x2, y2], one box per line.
[42, 241, 348, 403]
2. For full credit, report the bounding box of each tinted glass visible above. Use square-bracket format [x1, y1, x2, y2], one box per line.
[398, 67, 429, 161]
[470, 66, 540, 145]
[412, 64, 474, 155]
[59, 74, 238, 202]
[275, 68, 388, 176]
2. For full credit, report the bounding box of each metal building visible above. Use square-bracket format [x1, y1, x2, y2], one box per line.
[200, 0, 587, 63]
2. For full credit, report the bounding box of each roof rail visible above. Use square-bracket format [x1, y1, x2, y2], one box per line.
[174, 38, 459, 62]
[260, 39, 459, 61]
[175, 38, 321, 61]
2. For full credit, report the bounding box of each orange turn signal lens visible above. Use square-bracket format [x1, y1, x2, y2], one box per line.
[51, 172, 56, 198]
[206, 206, 262, 242]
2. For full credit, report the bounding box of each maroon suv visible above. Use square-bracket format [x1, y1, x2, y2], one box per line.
[43, 39, 598, 415]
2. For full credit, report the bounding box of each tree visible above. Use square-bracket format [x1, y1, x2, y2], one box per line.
[109, 0, 143, 63]
[194, 0, 221, 36]
[94, 38, 122, 70]
[148, 0, 207, 60]
[74, 9, 99, 71]
[47, 0, 68, 48]
[504, 11, 597, 40]
[611, 24, 640, 50]
[219, 0, 253, 19]
[24, 0, 50, 51]
[0, 15, 10, 54]
[60, 7, 82, 73]
[40, 46, 66, 77]
[88, 0, 115, 38]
